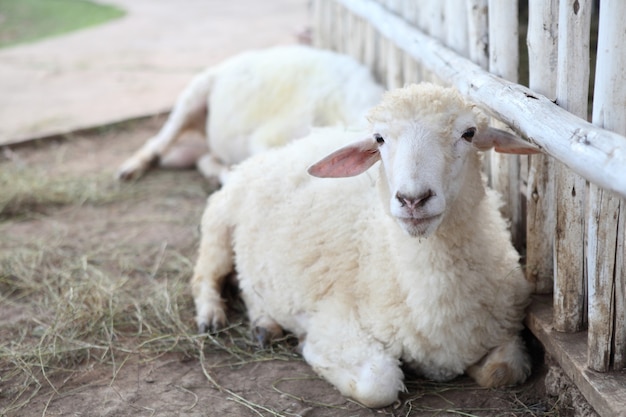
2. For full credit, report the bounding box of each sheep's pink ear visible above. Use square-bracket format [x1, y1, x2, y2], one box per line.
[472, 127, 541, 155]
[308, 138, 380, 178]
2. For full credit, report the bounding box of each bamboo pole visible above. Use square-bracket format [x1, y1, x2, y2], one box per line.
[525, 0, 559, 293]
[333, 0, 626, 199]
[587, 0, 626, 372]
[553, 0, 591, 334]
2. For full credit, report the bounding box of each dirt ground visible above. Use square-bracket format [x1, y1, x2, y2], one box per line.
[0, 117, 564, 416]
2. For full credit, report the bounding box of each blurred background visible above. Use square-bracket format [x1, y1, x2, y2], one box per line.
[0, 0, 309, 144]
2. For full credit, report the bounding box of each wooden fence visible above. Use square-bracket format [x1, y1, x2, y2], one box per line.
[312, 0, 626, 415]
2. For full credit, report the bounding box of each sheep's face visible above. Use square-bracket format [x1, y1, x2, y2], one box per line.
[371, 109, 481, 237]
[307, 84, 538, 238]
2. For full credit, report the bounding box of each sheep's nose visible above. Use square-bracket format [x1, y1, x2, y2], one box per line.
[396, 189, 435, 209]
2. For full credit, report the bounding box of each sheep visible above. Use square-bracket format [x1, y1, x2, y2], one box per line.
[116, 45, 384, 183]
[190, 83, 541, 408]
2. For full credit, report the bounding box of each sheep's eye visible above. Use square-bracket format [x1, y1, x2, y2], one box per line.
[462, 128, 476, 142]
[374, 133, 385, 144]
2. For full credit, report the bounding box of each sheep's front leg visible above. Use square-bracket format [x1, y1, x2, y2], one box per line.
[191, 271, 229, 334]
[301, 315, 405, 408]
[190, 202, 234, 333]
[466, 335, 531, 388]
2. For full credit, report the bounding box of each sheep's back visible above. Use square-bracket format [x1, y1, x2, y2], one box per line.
[207, 46, 383, 165]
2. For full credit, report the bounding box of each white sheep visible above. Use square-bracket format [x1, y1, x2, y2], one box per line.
[191, 83, 540, 408]
[117, 45, 383, 182]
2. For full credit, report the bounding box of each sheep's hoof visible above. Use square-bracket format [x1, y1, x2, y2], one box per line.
[198, 323, 209, 334]
[197, 320, 223, 335]
[252, 326, 271, 347]
[251, 322, 284, 348]
[117, 163, 144, 181]
[295, 336, 306, 355]
[196, 310, 227, 334]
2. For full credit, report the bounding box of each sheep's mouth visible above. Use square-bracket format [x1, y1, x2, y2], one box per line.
[397, 214, 442, 236]
[399, 214, 440, 225]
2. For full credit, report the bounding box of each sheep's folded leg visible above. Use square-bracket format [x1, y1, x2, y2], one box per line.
[466, 334, 531, 387]
[301, 317, 405, 408]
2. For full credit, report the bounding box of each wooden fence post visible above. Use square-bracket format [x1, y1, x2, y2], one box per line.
[401, 1, 421, 84]
[465, 0, 490, 179]
[552, 0, 592, 333]
[525, 0, 558, 294]
[336, 1, 348, 54]
[424, 0, 445, 83]
[364, 21, 379, 81]
[587, 0, 626, 372]
[487, 0, 523, 251]
[445, 0, 469, 57]
[466, 0, 489, 70]
[312, 0, 326, 49]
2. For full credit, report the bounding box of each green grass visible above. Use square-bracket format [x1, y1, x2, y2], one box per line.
[0, 0, 125, 48]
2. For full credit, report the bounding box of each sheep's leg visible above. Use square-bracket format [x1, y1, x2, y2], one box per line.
[158, 139, 209, 169]
[117, 74, 211, 181]
[235, 282, 285, 347]
[250, 316, 284, 348]
[466, 334, 531, 388]
[190, 197, 234, 333]
[301, 317, 405, 408]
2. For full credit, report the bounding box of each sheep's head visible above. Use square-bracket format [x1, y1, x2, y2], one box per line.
[308, 83, 539, 238]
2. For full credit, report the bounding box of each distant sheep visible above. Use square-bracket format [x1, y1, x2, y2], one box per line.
[191, 83, 540, 407]
[117, 45, 384, 183]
